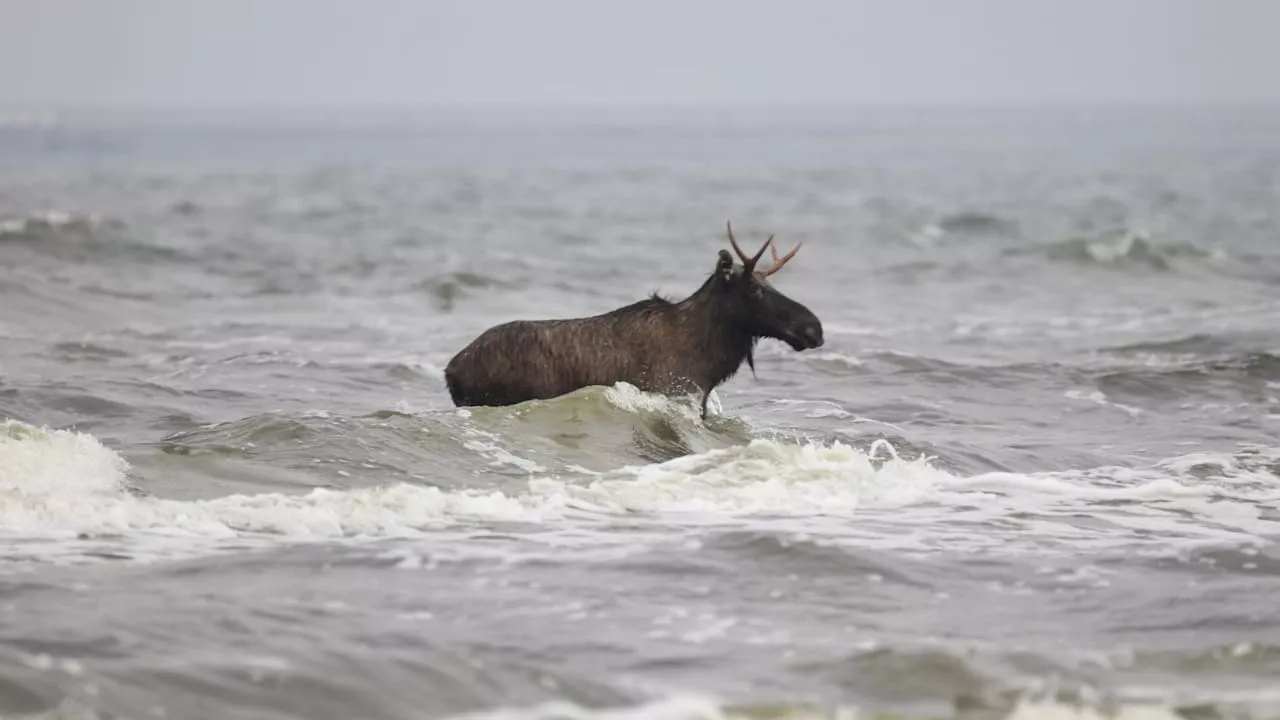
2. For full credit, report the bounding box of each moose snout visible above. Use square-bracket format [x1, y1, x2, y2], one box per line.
[801, 322, 824, 349]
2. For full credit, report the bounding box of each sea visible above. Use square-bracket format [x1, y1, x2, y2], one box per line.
[1, 105, 1279, 720]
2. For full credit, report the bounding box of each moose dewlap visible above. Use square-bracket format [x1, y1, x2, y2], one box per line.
[444, 222, 824, 417]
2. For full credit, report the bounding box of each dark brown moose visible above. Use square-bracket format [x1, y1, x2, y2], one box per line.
[444, 222, 824, 417]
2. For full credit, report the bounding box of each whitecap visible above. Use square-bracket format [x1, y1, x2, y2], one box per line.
[2, 419, 1278, 564]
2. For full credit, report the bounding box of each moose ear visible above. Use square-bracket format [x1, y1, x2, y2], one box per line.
[716, 249, 734, 280]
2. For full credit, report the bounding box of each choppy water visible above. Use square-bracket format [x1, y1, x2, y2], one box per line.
[3, 107, 1280, 720]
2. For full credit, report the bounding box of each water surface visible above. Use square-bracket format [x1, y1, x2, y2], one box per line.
[2, 106, 1280, 720]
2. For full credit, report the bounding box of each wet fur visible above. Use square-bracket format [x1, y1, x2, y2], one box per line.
[444, 251, 819, 417]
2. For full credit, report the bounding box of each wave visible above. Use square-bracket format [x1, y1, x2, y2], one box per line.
[152, 383, 749, 487]
[0, 416, 947, 561]
[796, 348, 983, 377]
[4, 402, 1280, 564]
[1009, 230, 1224, 271]
[0, 419, 132, 499]
[1092, 351, 1280, 387]
[414, 271, 526, 312]
[1083, 336, 1280, 404]
[795, 339, 1280, 413]
[461, 383, 752, 465]
[1096, 331, 1280, 370]
[0, 210, 186, 264]
[934, 210, 1021, 236]
[0, 210, 124, 239]
[154, 408, 516, 490]
[907, 212, 1021, 251]
[1101, 333, 1242, 357]
[435, 694, 1193, 720]
[1, 646, 1228, 720]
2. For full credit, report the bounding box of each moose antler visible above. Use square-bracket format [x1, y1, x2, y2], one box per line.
[726, 220, 773, 272]
[757, 238, 802, 278]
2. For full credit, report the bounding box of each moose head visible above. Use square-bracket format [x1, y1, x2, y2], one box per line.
[710, 221, 825, 352]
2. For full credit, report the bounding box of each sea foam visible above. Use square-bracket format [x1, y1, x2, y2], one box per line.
[1, 418, 1276, 564]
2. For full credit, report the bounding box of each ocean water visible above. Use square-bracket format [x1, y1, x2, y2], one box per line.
[2, 106, 1280, 720]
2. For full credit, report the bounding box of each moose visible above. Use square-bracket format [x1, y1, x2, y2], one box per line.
[443, 222, 824, 417]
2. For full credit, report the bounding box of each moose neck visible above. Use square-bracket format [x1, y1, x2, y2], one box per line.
[676, 277, 756, 390]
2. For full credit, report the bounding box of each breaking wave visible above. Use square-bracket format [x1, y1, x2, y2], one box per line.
[434, 695, 1191, 720]
[0, 210, 124, 240]
[154, 382, 751, 487]
[0, 210, 186, 264]
[0, 417, 945, 545]
[459, 383, 753, 465]
[3, 402, 1279, 563]
[1009, 230, 1224, 271]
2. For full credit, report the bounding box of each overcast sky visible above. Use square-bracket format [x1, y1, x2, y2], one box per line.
[2, 0, 1278, 108]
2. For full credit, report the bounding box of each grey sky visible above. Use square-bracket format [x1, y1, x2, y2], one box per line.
[2, 0, 1278, 108]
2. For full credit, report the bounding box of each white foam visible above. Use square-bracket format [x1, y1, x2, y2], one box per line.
[435, 695, 1188, 720]
[1086, 230, 1149, 264]
[1156, 449, 1280, 492]
[459, 426, 548, 473]
[951, 469, 1210, 499]
[2, 419, 1277, 563]
[1064, 388, 1144, 418]
[1005, 699, 1183, 720]
[529, 438, 948, 516]
[799, 350, 865, 368]
[603, 381, 708, 420]
[0, 420, 129, 497]
[437, 696, 731, 720]
[0, 420, 944, 555]
[328, 353, 445, 379]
